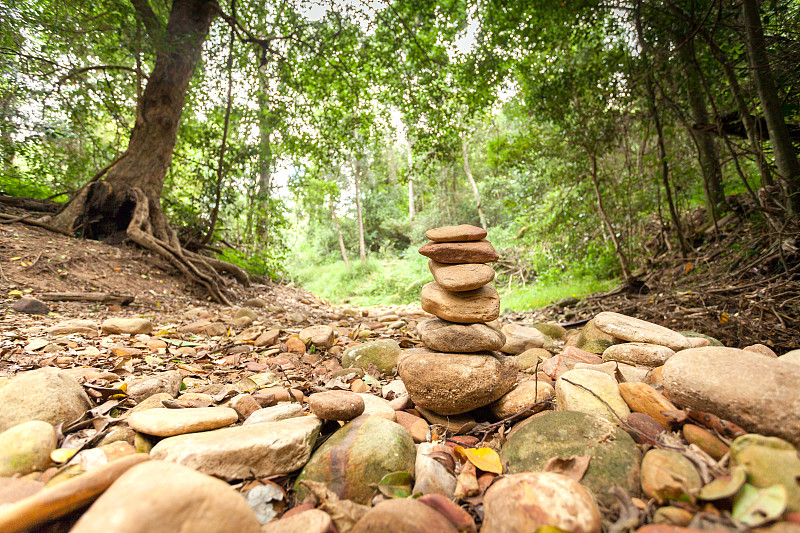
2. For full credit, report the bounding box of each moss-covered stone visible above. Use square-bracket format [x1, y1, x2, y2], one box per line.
[731, 434, 800, 512]
[577, 319, 615, 349]
[679, 331, 724, 347]
[294, 415, 416, 504]
[581, 339, 613, 354]
[500, 410, 640, 505]
[532, 323, 567, 340]
[341, 339, 401, 375]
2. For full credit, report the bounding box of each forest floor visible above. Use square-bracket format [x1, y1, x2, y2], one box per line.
[1, 213, 799, 532]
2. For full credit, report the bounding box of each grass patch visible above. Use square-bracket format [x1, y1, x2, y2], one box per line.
[501, 276, 617, 312]
[292, 253, 430, 306]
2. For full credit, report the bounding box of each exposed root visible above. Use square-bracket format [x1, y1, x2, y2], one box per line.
[125, 188, 234, 305]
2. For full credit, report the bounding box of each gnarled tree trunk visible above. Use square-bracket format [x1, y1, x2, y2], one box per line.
[47, 0, 247, 303]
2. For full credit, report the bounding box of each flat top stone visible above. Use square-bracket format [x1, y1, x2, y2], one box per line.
[128, 407, 238, 437]
[429, 260, 495, 291]
[417, 318, 505, 353]
[424, 224, 487, 242]
[594, 312, 690, 351]
[308, 391, 365, 421]
[418, 240, 498, 264]
[420, 282, 500, 324]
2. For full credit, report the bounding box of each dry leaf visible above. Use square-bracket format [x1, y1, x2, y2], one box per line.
[542, 455, 591, 482]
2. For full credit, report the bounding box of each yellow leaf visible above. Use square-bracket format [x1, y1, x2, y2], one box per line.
[8, 290, 23, 297]
[684, 263, 693, 274]
[720, 312, 729, 324]
[50, 448, 78, 463]
[9, 257, 20, 261]
[454, 446, 503, 474]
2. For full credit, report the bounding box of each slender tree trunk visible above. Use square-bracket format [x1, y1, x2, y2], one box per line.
[354, 158, 367, 265]
[677, 37, 725, 223]
[256, 72, 275, 242]
[742, 0, 800, 212]
[588, 151, 633, 283]
[704, 37, 773, 187]
[52, 0, 218, 239]
[634, 1, 690, 255]
[462, 135, 487, 229]
[330, 194, 349, 269]
[407, 138, 415, 221]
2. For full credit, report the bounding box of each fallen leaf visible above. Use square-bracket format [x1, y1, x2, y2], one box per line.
[699, 467, 747, 501]
[377, 471, 413, 498]
[454, 446, 503, 475]
[732, 483, 787, 527]
[542, 455, 591, 482]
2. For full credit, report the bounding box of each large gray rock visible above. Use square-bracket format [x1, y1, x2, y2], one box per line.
[294, 416, 416, 504]
[342, 339, 401, 375]
[662, 347, 800, 446]
[398, 348, 518, 415]
[150, 416, 322, 480]
[420, 282, 500, 324]
[501, 410, 641, 506]
[0, 367, 91, 432]
[70, 461, 261, 533]
[594, 312, 690, 351]
[416, 318, 505, 353]
[0, 420, 57, 476]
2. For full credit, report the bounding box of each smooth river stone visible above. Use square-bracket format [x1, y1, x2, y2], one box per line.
[428, 260, 495, 291]
[417, 318, 505, 353]
[425, 224, 487, 242]
[418, 240, 499, 264]
[594, 312, 690, 351]
[308, 391, 365, 421]
[556, 369, 630, 423]
[662, 347, 800, 446]
[150, 416, 322, 480]
[602, 342, 675, 367]
[127, 407, 239, 437]
[70, 461, 261, 533]
[397, 348, 518, 415]
[420, 282, 500, 324]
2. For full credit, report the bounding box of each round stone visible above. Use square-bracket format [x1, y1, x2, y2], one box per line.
[482, 472, 602, 533]
[0, 420, 57, 476]
[417, 319, 505, 353]
[602, 342, 675, 366]
[428, 260, 495, 291]
[397, 348, 518, 415]
[420, 282, 500, 324]
[308, 391, 365, 421]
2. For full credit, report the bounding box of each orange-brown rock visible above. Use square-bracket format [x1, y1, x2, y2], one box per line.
[418, 240, 498, 264]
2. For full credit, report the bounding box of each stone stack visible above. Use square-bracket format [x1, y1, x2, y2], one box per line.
[397, 224, 518, 415]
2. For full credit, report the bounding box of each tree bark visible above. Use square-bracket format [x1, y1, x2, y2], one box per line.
[52, 0, 218, 240]
[407, 138, 415, 221]
[588, 151, 633, 284]
[634, 1, 690, 255]
[354, 157, 367, 265]
[677, 37, 725, 223]
[330, 194, 350, 269]
[462, 135, 487, 230]
[742, 0, 800, 213]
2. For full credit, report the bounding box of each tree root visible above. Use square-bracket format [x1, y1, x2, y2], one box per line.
[125, 188, 239, 305]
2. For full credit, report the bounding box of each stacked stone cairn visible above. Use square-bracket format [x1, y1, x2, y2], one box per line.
[397, 224, 518, 416]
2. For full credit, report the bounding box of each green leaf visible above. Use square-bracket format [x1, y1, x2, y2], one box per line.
[377, 471, 413, 499]
[699, 467, 746, 501]
[362, 374, 380, 387]
[732, 484, 787, 527]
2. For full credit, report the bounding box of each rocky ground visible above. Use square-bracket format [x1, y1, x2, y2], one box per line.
[1, 222, 799, 533]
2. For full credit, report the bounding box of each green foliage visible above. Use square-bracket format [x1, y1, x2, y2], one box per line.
[501, 276, 617, 312]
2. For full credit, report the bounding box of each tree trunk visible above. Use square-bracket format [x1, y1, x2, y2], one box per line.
[588, 151, 633, 284]
[462, 135, 487, 230]
[677, 37, 725, 223]
[46, 0, 248, 304]
[256, 71, 276, 241]
[704, 36, 773, 187]
[52, 0, 218, 240]
[742, 0, 800, 213]
[407, 139, 415, 221]
[330, 194, 350, 269]
[354, 157, 367, 265]
[634, 2, 690, 255]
